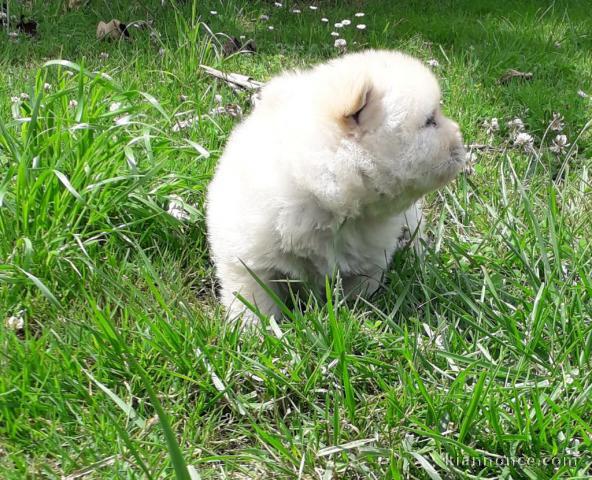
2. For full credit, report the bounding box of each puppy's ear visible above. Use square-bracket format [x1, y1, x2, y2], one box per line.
[325, 76, 372, 132]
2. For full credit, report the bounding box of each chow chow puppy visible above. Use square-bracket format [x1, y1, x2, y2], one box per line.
[96, 19, 129, 41]
[207, 50, 465, 323]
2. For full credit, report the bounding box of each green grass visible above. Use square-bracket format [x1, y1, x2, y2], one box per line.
[1, 0, 592, 478]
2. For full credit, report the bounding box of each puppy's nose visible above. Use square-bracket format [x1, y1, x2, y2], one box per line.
[450, 142, 467, 166]
[449, 120, 462, 137]
[449, 135, 466, 165]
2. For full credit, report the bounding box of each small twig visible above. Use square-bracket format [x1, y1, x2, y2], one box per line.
[199, 65, 264, 91]
[62, 455, 120, 480]
[465, 143, 504, 153]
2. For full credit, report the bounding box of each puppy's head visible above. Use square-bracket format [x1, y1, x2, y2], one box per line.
[118, 22, 130, 38]
[316, 50, 466, 200]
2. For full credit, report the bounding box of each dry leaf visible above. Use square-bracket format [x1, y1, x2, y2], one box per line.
[221, 35, 257, 56]
[498, 69, 533, 84]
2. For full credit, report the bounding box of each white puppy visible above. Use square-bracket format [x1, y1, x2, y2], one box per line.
[207, 50, 465, 322]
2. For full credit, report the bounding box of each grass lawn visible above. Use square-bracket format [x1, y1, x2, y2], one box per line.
[1, 0, 592, 478]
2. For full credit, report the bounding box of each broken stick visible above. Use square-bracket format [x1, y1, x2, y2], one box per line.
[199, 65, 264, 91]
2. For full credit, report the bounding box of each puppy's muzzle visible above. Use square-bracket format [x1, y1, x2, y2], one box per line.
[450, 145, 467, 165]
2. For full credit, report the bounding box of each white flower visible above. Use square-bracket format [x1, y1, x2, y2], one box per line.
[550, 112, 564, 132]
[11, 96, 20, 104]
[259, 14, 269, 21]
[341, 19, 351, 26]
[355, 12, 365, 17]
[167, 195, 191, 221]
[268, 25, 274, 31]
[427, 59, 439, 68]
[321, 17, 328, 22]
[20, 92, 30, 101]
[109, 102, 121, 112]
[507, 117, 525, 134]
[210, 10, 217, 15]
[309, 5, 318, 10]
[550, 134, 570, 154]
[356, 24, 366, 30]
[334, 38, 347, 49]
[330, 31, 339, 37]
[514, 132, 534, 150]
[68, 99, 78, 109]
[514, 132, 533, 144]
[577, 89, 589, 98]
[274, 2, 282, 7]
[44, 83, 52, 91]
[5, 312, 24, 331]
[292, 8, 301, 13]
[99, 52, 109, 60]
[214, 94, 223, 104]
[482, 117, 499, 135]
[334, 22, 343, 28]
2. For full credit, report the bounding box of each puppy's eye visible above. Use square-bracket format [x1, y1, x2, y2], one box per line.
[424, 114, 437, 128]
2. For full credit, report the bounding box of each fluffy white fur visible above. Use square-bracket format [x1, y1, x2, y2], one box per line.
[207, 50, 466, 322]
[96, 20, 127, 41]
